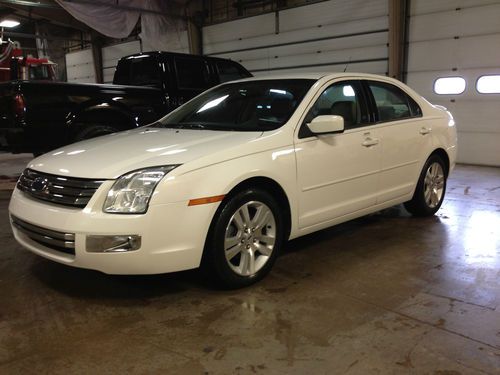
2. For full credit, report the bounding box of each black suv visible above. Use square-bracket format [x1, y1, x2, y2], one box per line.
[0, 51, 252, 154]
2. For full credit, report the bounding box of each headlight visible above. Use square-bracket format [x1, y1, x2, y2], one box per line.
[103, 165, 179, 214]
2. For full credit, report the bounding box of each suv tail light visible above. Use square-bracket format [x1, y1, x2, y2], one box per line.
[13, 93, 26, 118]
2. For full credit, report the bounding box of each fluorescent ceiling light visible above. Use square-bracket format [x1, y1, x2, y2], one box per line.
[0, 20, 20, 28]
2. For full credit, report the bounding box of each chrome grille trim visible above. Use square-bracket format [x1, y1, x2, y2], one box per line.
[11, 216, 75, 255]
[17, 168, 106, 208]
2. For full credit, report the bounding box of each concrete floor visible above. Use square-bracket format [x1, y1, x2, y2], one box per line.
[0, 164, 499, 374]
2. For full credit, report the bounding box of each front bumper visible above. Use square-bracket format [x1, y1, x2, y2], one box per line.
[8, 185, 218, 274]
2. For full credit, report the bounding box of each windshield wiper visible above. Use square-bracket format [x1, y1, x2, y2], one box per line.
[152, 123, 207, 130]
[178, 123, 207, 130]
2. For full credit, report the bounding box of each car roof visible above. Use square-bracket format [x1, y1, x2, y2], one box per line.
[120, 51, 246, 63]
[236, 72, 397, 82]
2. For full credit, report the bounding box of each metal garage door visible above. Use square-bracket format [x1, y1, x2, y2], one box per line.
[65, 49, 96, 83]
[406, 0, 500, 166]
[203, 0, 389, 76]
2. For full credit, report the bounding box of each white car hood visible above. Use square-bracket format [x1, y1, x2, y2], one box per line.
[29, 128, 263, 179]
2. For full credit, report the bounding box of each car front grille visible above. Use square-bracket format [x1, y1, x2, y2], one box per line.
[11, 215, 75, 255]
[17, 168, 106, 208]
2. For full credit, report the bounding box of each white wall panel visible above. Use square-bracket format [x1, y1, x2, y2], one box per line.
[141, 30, 190, 54]
[408, 34, 500, 72]
[241, 45, 387, 73]
[279, 0, 387, 32]
[407, 68, 500, 101]
[102, 40, 141, 83]
[203, 0, 388, 76]
[65, 49, 95, 83]
[205, 16, 388, 55]
[254, 60, 387, 77]
[455, 133, 500, 166]
[214, 32, 388, 64]
[204, 13, 275, 45]
[407, 0, 500, 166]
[411, 0, 500, 15]
[409, 4, 500, 42]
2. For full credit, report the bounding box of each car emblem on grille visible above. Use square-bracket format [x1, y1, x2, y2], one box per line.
[31, 177, 49, 193]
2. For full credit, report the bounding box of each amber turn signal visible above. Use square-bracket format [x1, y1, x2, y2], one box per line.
[188, 195, 225, 206]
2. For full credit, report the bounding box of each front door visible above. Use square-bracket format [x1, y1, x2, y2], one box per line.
[295, 80, 381, 230]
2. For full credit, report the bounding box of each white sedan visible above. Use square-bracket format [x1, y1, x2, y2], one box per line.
[9, 73, 457, 288]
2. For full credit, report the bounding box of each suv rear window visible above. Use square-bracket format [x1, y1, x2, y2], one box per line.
[113, 56, 161, 87]
[216, 60, 250, 83]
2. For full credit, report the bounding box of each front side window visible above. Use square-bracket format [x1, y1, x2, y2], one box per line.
[155, 79, 315, 132]
[368, 81, 418, 122]
[304, 81, 368, 128]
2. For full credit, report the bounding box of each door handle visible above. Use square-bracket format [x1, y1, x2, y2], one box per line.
[362, 137, 379, 147]
[419, 127, 431, 135]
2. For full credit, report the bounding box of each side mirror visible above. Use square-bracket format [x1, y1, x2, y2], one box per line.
[307, 115, 344, 135]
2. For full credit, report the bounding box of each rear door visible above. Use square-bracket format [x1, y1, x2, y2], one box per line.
[295, 79, 381, 230]
[363, 80, 432, 204]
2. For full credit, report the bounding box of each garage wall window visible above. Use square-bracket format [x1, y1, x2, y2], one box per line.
[434, 77, 466, 95]
[476, 75, 500, 94]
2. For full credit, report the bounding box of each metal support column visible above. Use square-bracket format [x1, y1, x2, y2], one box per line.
[388, 0, 408, 81]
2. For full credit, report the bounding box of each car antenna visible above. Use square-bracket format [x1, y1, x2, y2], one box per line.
[343, 57, 351, 72]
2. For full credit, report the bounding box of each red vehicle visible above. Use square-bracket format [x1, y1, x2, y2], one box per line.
[0, 41, 57, 82]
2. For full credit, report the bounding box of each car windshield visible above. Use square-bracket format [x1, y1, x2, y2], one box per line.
[154, 79, 315, 131]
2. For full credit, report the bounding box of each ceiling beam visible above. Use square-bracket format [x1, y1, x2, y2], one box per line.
[0, 0, 59, 9]
[4, 30, 91, 42]
[63, 0, 186, 20]
[0, 3, 92, 31]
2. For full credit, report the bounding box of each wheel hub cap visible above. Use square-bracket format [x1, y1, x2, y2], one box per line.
[423, 162, 445, 208]
[224, 201, 276, 277]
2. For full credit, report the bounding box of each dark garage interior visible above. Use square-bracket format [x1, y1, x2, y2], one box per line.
[0, 0, 499, 374]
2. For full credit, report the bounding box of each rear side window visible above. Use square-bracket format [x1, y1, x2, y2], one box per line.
[367, 81, 421, 122]
[113, 59, 131, 85]
[216, 60, 250, 83]
[174, 57, 210, 89]
[113, 56, 161, 87]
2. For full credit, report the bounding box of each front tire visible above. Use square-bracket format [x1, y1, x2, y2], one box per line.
[405, 154, 447, 217]
[203, 188, 284, 288]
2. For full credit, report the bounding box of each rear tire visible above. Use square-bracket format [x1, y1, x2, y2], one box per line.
[73, 124, 119, 143]
[202, 188, 284, 289]
[404, 154, 447, 217]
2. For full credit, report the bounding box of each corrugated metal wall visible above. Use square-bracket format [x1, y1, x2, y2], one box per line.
[407, 0, 500, 166]
[203, 0, 389, 76]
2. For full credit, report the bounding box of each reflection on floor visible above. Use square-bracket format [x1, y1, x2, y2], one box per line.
[0, 164, 499, 373]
